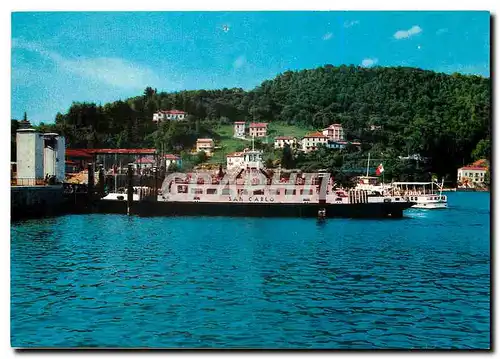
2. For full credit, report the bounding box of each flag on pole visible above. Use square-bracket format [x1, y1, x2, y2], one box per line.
[376, 163, 384, 176]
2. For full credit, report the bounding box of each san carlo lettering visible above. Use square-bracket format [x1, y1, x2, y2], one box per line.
[228, 196, 275, 202]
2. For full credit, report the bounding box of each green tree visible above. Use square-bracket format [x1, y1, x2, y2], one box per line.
[281, 144, 295, 169]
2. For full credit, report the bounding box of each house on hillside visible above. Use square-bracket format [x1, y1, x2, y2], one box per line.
[153, 109, 188, 123]
[234, 121, 246, 138]
[249, 122, 268, 138]
[322, 124, 345, 141]
[301, 132, 328, 153]
[274, 136, 297, 149]
[196, 138, 215, 156]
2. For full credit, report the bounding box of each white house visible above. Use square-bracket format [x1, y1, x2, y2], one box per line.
[226, 149, 263, 171]
[274, 136, 297, 149]
[322, 124, 345, 141]
[301, 132, 328, 153]
[249, 123, 268, 138]
[234, 122, 246, 138]
[153, 109, 188, 123]
[457, 165, 488, 185]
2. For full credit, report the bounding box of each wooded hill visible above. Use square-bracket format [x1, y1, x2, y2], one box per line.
[14, 65, 490, 182]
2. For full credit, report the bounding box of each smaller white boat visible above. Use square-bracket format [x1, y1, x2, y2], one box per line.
[101, 186, 151, 201]
[390, 181, 447, 209]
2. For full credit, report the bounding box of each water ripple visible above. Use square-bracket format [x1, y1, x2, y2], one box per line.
[11, 192, 490, 349]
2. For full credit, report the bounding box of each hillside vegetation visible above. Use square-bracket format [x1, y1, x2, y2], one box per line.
[17, 65, 490, 182]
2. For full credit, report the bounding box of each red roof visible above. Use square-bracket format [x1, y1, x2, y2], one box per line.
[197, 138, 214, 143]
[460, 166, 488, 171]
[66, 149, 93, 158]
[65, 160, 78, 165]
[275, 136, 294, 140]
[249, 122, 268, 128]
[324, 124, 343, 130]
[86, 148, 157, 155]
[164, 154, 181, 160]
[234, 121, 246, 124]
[472, 159, 488, 167]
[304, 132, 327, 138]
[160, 109, 186, 115]
[135, 157, 156, 164]
[227, 152, 244, 157]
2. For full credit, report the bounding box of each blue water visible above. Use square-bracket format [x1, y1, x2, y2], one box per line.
[11, 192, 490, 349]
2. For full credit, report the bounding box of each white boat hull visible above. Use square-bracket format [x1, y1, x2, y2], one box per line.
[412, 201, 448, 209]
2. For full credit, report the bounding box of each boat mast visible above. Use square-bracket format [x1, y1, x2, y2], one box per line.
[366, 152, 370, 177]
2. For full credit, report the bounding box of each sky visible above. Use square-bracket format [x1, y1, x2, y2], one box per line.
[11, 11, 490, 124]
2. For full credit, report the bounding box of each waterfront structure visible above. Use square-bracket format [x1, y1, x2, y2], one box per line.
[66, 149, 93, 171]
[457, 165, 488, 185]
[153, 109, 188, 123]
[301, 132, 328, 152]
[249, 123, 268, 138]
[322, 124, 345, 141]
[134, 156, 155, 170]
[196, 138, 215, 156]
[274, 136, 297, 149]
[234, 121, 246, 138]
[164, 154, 182, 170]
[16, 128, 65, 185]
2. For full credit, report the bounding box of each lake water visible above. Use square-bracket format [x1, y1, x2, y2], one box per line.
[11, 192, 491, 349]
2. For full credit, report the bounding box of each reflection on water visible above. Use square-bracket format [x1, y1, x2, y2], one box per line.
[11, 192, 490, 349]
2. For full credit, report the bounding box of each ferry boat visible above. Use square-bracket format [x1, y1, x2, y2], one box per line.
[390, 181, 447, 209]
[120, 165, 414, 218]
[97, 149, 415, 218]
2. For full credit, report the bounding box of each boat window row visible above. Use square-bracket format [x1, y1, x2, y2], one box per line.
[175, 185, 316, 196]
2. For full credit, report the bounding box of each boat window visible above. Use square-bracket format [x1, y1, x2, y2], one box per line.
[177, 185, 188, 193]
[207, 188, 217, 195]
[300, 189, 313, 195]
[238, 189, 248, 195]
[285, 189, 296, 195]
[190, 188, 204, 194]
[221, 188, 231, 195]
[269, 189, 280, 195]
[253, 189, 264, 195]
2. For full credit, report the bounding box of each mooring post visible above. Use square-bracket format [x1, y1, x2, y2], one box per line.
[153, 166, 158, 201]
[98, 164, 105, 197]
[87, 163, 94, 201]
[127, 163, 134, 215]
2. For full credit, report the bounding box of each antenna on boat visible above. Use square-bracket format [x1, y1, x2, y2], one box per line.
[366, 152, 370, 177]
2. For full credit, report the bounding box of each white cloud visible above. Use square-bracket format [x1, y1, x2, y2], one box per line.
[233, 55, 246, 69]
[12, 38, 163, 90]
[393, 25, 423, 40]
[361, 58, 378, 67]
[344, 20, 360, 28]
[322, 32, 333, 40]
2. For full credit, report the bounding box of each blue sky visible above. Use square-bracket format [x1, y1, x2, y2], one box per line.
[12, 11, 490, 124]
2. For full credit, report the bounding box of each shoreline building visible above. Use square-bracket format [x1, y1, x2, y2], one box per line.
[196, 138, 215, 156]
[457, 163, 488, 186]
[249, 122, 268, 138]
[153, 109, 188, 123]
[16, 127, 65, 186]
[234, 121, 246, 138]
[274, 136, 297, 149]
